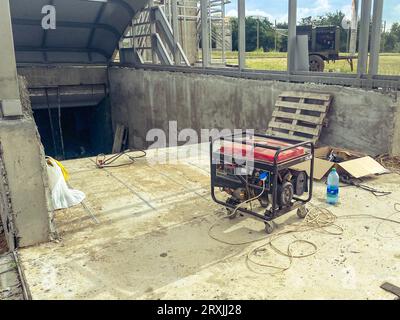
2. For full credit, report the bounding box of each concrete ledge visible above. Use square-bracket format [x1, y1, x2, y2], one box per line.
[17, 66, 108, 88]
[0, 99, 23, 117]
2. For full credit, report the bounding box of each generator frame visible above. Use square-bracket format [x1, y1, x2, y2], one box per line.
[210, 132, 315, 232]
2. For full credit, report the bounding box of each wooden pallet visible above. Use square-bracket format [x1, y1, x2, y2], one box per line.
[266, 91, 333, 144]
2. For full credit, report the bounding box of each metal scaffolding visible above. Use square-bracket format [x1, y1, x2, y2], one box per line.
[119, 0, 394, 89]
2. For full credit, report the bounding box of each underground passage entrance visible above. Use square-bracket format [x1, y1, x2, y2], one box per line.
[31, 94, 113, 160]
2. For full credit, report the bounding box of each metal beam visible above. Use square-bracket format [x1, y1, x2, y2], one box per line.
[349, 0, 359, 55]
[87, 2, 107, 62]
[153, 7, 190, 66]
[150, 5, 158, 64]
[108, 0, 135, 17]
[238, 0, 246, 70]
[41, 0, 55, 63]
[287, 0, 297, 74]
[171, 0, 180, 65]
[12, 19, 121, 40]
[118, 63, 400, 91]
[200, 0, 209, 67]
[153, 33, 174, 65]
[369, 0, 384, 76]
[15, 46, 109, 58]
[357, 0, 372, 75]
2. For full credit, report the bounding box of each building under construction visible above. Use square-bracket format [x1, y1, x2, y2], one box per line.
[1, 0, 400, 301]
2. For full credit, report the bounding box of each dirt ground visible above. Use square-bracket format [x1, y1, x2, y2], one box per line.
[18, 144, 400, 300]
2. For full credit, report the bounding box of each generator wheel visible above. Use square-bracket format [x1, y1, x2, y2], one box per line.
[278, 182, 294, 207]
[264, 222, 274, 234]
[297, 206, 308, 219]
[309, 55, 325, 72]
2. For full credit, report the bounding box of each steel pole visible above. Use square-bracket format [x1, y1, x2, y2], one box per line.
[287, 0, 297, 73]
[357, 0, 372, 75]
[200, 0, 209, 67]
[171, 0, 180, 65]
[238, 0, 246, 70]
[349, 0, 359, 55]
[369, 0, 384, 76]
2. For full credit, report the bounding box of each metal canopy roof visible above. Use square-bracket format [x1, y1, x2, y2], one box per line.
[10, 0, 148, 64]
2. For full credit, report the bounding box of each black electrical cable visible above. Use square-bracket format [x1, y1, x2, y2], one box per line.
[95, 149, 146, 169]
[340, 175, 392, 197]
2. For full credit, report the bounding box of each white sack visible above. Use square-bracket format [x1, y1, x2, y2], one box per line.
[46, 160, 85, 210]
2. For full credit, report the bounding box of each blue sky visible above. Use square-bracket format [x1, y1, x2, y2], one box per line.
[226, 0, 400, 27]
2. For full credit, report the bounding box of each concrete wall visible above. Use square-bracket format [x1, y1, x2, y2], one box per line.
[392, 92, 400, 156]
[109, 67, 398, 156]
[0, 77, 53, 249]
[0, 118, 53, 248]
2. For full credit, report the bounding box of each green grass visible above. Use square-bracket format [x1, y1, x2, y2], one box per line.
[209, 51, 400, 75]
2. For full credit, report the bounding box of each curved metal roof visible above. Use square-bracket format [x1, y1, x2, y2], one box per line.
[10, 0, 148, 64]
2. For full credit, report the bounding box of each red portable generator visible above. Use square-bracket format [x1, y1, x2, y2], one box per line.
[210, 132, 315, 233]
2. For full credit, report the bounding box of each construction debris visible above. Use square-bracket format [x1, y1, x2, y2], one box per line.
[376, 154, 400, 175]
[292, 146, 388, 180]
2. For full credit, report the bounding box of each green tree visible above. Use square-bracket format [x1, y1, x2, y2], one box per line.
[382, 23, 400, 52]
[231, 17, 286, 52]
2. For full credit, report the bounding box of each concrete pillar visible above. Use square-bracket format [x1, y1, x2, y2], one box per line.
[0, 0, 22, 117]
[0, 119, 53, 248]
[369, 0, 384, 76]
[0, 1, 53, 248]
[357, 0, 372, 75]
[200, 0, 209, 67]
[238, 0, 246, 70]
[287, 0, 297, 74]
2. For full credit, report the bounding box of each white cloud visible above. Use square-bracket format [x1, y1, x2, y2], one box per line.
[226, 0, 339, 24]
[226, 9, 238, 17]
[226, 8, 286, 23]
[340, 4, 352, 19]
[297, 0, 332, 18]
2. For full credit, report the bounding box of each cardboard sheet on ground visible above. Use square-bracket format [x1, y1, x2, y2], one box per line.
[291, 147, 388, 180]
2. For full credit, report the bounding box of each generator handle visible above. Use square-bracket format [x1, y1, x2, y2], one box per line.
[211, 131, 296, 151]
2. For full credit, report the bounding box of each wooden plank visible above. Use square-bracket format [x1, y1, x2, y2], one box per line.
[275, 100, 328, 113]
[272, 110, 323, 124]
[269, 121, 320, 136]
[267, 131, 316, 143]
[112, 124, 126, 154]
[279, 91, 332, 101]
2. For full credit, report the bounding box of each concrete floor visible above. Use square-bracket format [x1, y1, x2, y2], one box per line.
[19, 144, 400, 300]
[0, 253, 24, 300]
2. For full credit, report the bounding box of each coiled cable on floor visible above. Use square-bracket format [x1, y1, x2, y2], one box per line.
[246, 204, 342, 273]
[95, 149, 146, 169]
[209, 199, 400, 274]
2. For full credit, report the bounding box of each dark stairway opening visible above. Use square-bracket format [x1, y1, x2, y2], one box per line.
[32, 98, 113, 160]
